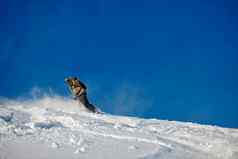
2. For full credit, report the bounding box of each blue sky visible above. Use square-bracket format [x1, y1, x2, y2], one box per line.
[0, 0, 238, 128]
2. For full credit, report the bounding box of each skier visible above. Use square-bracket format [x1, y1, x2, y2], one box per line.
[65, 76, 98, 113]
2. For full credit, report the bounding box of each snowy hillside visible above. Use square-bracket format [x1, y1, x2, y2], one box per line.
[0, 96, 238, 159]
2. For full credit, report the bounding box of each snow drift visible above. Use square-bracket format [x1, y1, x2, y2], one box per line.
[0, 96, 238, 159]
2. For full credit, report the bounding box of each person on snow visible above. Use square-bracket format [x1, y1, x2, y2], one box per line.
[65, 76, 98, 113]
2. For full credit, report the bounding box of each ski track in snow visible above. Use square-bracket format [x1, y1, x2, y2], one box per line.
[0, 96, 238, 159]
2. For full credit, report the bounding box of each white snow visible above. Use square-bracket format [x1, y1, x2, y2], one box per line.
[0, 96, 238, 159]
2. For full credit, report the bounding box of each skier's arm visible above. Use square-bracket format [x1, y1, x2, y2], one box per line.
[78, 87, 86, 96]
[76, 80, 87, 96]
[73, 86, 86, 97]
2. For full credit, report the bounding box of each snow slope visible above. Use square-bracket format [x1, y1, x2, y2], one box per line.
[0, 96, 238, 159]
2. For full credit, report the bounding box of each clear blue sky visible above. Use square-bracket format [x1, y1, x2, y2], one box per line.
[0, 0, 238, 128]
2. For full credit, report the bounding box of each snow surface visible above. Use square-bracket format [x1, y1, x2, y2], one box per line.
[0, 96, 238, 159]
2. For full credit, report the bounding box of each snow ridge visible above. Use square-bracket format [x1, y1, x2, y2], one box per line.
[0, 96, 238, 159]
